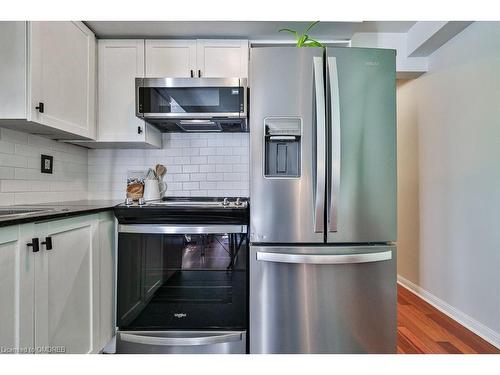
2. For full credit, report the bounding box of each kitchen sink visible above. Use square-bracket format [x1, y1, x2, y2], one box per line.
[0, 207, 69, 218]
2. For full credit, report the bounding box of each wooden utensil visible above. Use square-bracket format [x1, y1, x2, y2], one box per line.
[155, 164, 166, 179]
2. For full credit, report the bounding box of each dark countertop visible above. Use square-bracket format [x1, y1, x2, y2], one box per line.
[0, 200, 121, 228]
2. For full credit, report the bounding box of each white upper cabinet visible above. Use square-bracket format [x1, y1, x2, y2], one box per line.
[145, 40, 197, 77]
[196, 39, 249, 78]
[29, 22, 96, 139]
[0, 21, 96, 140]
[95, 39, 161, 147]
[145, 39, 249, 78]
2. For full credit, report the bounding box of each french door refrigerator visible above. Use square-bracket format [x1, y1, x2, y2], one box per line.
[249, 46, 397, 353]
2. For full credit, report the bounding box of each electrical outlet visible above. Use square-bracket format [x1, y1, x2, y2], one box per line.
[41, 154, 53, 174]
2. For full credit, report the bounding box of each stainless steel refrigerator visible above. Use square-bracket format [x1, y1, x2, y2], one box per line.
[249, 46, 397, 353]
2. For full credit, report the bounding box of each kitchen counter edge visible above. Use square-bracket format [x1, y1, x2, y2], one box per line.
[0, 200, 121, 228]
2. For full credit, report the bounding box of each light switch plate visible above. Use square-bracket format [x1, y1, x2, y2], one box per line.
[41, 154, 53, 174]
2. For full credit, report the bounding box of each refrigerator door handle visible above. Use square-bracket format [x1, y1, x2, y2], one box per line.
[327, 56, 341, 232]
[256, 250, 392, 265]
[313, 56, 326, 233]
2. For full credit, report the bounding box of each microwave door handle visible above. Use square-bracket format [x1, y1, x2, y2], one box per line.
[327, 56, 341, 232]
[120, 332, 243, 346]
[313, 56, 326, 233]
[256, 250, 392, 264]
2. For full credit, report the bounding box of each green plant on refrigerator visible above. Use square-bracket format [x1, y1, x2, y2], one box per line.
[279, 21, 324, 48]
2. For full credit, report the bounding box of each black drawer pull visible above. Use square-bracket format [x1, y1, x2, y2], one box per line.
[27, 238, 40, 252]
[35, 102, 44, 113]
[41, 236, 53, 250]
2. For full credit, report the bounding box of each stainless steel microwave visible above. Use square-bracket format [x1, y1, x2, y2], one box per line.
[135, 77, 248, 132]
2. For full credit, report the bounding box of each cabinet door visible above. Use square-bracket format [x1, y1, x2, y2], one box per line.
[196, 40, 248, 78]
[29, 21, 96, 139]
[0, 224, 36, 353]
[34, 216, 99, 354]
[145, 40, 197, 77]
[97, 213, 116, 351]
[97, 39, 147, 142]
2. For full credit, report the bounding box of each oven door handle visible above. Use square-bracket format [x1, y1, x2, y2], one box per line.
[118, 224, 247, 234]
[119, 331, 244, 346]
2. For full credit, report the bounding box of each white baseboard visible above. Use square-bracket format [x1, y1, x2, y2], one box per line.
[397, 274, 500, 350]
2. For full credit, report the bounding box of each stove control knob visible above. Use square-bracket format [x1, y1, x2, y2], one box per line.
[222, 197, 230, 206]
[235, 197, 242, 206]
[125, 197, 133, 206]
[138, 197, 146, 206]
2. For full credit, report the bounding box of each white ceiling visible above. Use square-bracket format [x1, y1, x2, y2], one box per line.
[84, 21, 416, 40]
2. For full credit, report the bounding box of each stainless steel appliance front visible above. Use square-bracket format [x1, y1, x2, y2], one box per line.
[136, 77, 247, 127]
[249, 47, 396, 244]
[116, 330, 246, 354]
[250, 245, 396, 354]
[249, 48, 325, 244]
[115, 222, 248, 354]
[249, 46, 397, 354]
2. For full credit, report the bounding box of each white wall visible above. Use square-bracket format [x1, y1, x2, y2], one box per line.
[397, 22, 500, 342]
[0, 128, 88, 204]
[88, 133, 249, 199]
[396, 79, 421, 284]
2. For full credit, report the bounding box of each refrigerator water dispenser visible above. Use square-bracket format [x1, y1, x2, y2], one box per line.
[264, 117, 301, 178]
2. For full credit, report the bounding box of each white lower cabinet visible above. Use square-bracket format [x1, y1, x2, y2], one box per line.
[97, 213, 116, 351]
[0, 212, 115, 354]
[0, 226, 26, 351]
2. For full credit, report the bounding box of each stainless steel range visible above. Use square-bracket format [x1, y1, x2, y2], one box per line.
[113, 197, 249, 354]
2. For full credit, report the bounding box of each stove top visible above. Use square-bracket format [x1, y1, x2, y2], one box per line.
[114, 197, 249, 225]
[121, 196, 248, 209]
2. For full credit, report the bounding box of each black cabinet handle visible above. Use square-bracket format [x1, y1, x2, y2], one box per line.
[190, 69, 194, 78]
[138, 126, 143, 134]
[198, 69, 201, 77]
[35, 102, 44, 113]
[41, 237, 52, 250]
[27, 238, 40, 252]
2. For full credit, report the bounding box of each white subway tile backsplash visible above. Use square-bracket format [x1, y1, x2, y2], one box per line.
[173, 174, 190, 182]
[2, 128, 29, 144]
[174, 156, 190, 165]
[207, 172, 224, 181]
[199, 147, 216, 156]
[190, 139, 207, 148]
[216, 164, 233, 173]
[182, 165, 199, 173]
[88, 133, 249, 199]
[1, 129, 249, 203]
[190, 173, 206, 182]
[0, 141, 15, 154]
[0, 154, 28, 168]
[190, 156, 207, 165]
[182, 147, 200, 156]
[0, 167, 15, 179]
[0, 128, 88, 205]
[182, 182, 199, 190]
[199, 164, 216, 173]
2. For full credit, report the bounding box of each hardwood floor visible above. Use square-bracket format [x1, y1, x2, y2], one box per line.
[397, 284, 500, 354]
